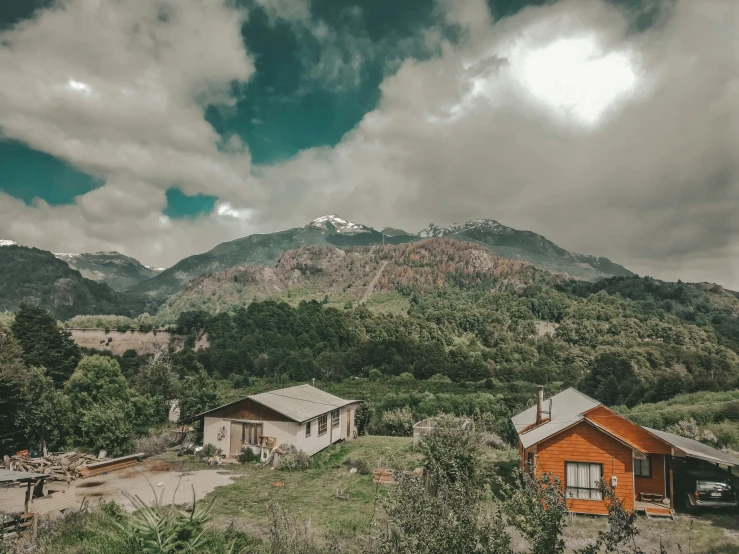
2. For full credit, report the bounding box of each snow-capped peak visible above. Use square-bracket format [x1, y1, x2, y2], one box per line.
[308, 215, 366, 233]
[54, 252, 79, 260]
[0, 239, 18, 247]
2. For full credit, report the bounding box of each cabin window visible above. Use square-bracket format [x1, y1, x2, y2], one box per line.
[331, 410, 340, 429]
[565, 462, 603, 500]
[305, 421, 311, 438]
[318, 415, 328, 436]
[634, 455, 651, 478]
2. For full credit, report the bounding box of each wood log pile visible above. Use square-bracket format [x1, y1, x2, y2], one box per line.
[372, 467, 424, 485]
[2, 453, 100, 482]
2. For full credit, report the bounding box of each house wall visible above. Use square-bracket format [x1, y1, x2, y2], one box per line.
[204, 403, 359, 458]
[635, 454, 667, 498]
[294, 404, 359, 456]
[533, 421, 634, 515]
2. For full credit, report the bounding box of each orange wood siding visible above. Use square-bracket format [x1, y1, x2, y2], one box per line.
[584, 406, 671, 455]
[635, 454, 666, 498]
[207, 399, 293, 422]
[536, 421, 634, 515]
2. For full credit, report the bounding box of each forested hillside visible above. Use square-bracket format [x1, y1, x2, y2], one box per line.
[167, 264, 739, 408]
[0, 245, 158, 320]
[156, 239, 553, 321]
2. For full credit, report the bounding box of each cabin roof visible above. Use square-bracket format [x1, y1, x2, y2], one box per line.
[644, 427, 739, 467]
[512, 388, 602, 450]
[190, 384, 359, 423]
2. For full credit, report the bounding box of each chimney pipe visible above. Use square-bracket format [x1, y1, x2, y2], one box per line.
[536, 386, 544, 424]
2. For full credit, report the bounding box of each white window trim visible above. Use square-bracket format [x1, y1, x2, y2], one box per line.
[565, 461, 603, 501]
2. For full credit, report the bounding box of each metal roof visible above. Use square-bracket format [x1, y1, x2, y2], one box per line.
[191, 385, 359, 424]
[0, 469, 47, 483]
[643, 427, 739, 467]
[512, 388, 602, 450]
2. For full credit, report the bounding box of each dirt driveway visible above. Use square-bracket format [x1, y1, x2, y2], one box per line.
[0, 457, 240, 516]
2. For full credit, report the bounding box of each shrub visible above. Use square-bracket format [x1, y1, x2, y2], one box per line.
[371, 406, 414, 436]
[355, 403, 372, 436]
[428, 373, 452, 383]
[397, 372, 414, 381]
[421, 415, 484, 486]
[278, 445, 312, 471]
[500, 468, 567, 554]
[368, 367, 383, 381]
[238, 448, 261, 463]
[201, 443, 222, 459]
[79, 400, 135, 456]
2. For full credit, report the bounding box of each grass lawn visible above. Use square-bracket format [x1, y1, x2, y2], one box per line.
[206, 436, 422, 538]
[198, 436, 738, 553]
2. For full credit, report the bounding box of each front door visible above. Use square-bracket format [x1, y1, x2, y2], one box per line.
[230, 422, 243, 456]
[346, 410, 351, 438]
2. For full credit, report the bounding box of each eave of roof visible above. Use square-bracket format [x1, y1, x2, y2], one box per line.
[181, 385, 361, 424]
[643, 427, 739, 467]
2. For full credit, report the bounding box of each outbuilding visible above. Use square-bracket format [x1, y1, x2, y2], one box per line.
[190, 385, 361, 458]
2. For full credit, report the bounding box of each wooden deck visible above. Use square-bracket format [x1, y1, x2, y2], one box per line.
[635, 500, 674, 519]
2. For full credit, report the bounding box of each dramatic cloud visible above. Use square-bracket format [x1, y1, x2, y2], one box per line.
[0, 0, 737, 288]
[254, 0, 739, 287]
[0, 0, 261, 260]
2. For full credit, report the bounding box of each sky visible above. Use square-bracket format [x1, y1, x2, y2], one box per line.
[0, 0, 737, 287]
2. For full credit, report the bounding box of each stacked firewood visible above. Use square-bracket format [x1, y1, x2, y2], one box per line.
[3, 452, 100, 481]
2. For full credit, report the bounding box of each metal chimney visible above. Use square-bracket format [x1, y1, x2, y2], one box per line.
[536, 386, 544, 425]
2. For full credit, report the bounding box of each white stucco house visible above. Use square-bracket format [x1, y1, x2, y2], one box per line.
[192, 385, 361, 458]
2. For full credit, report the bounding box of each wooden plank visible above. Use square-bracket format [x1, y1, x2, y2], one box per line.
[82, 453, 145, 470]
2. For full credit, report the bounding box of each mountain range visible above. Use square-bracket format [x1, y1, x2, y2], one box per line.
[0, 244, 152, 320]
[53, 251, 163, 291]
[126, 215, 634, 297]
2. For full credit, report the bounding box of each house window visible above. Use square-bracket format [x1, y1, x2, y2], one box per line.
[331, 410, 340, 429]
[305, 420, 311, 438]
[634, 455, 651, 478]
[318, 415, 328, 436]
[566, 462, 603, 500]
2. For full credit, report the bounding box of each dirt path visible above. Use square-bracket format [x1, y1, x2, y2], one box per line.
[361, 261, 388, 304]
[0, 459, 240, 516]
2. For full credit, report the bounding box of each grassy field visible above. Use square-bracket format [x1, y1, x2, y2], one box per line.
[192, 436, 738, 552]
[207, 436, 423, 538]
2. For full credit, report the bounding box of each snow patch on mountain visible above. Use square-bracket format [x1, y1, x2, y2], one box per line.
[54, 253, 80, 260]
[0, 239, 18, 247]
[308, 215, 367, 233]
[146, 265, 166, 272]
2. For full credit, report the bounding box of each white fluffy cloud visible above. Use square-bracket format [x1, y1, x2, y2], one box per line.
[0, 0, 262, 260]
[254, 0, 739, 287]
[1, 0, 738, 288]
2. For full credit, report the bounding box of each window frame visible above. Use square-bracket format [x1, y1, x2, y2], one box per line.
[318, 415, 328, 436]
[305, 420, 311, 438]
[331, 410, 340, 429]
[634, 455, 652, 478]
[565, 461, 603, 501]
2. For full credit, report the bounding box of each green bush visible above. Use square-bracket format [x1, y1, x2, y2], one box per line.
[238, 448, 261, 463]
[371, 406, 414, 436]
[278, 445, 312, 471]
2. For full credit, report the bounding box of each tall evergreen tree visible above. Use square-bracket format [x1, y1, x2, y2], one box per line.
[11, 303, 81, 386]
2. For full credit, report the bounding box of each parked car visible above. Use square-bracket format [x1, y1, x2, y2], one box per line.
[675, 470, 738, 513]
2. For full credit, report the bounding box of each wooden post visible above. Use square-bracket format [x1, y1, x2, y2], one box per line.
[24, 481, 32, 512]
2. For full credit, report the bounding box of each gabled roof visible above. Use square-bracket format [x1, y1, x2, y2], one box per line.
[190, 384, 359, 424]
[644, 427, 739, 467]
[512, 388, 602, 450]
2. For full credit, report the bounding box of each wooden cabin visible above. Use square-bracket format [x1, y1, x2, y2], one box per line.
[188, 385, 361, 459]
[512, 387, 739, 517]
